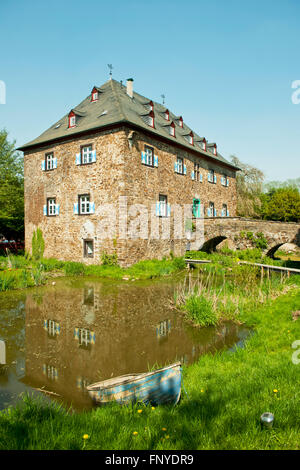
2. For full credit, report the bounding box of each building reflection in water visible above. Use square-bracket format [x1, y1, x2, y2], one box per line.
[21, 279, 250, 410]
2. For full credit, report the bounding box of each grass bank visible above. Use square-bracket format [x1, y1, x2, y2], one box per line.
[175, 263, 294, 327]
[0, 255, 186, 291]
[0, 276, 299, 449]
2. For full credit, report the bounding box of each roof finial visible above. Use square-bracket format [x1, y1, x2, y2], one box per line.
[161, 94, 166, 105]
[107, 64, 113, 79]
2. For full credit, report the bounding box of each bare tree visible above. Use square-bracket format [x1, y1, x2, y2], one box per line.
[230, 155, 264, 218]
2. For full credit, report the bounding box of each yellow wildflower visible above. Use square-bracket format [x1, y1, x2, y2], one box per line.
[151, 406, 155, 410]
[273, 389, 278, 393]
[162, 427, 167, 431]
[165, 435, 170, 439]
[133, 431, 138, 436]
[83, 434, 89, 440]
[137, 409, 143, 413]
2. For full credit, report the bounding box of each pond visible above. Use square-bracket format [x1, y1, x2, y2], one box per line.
[0, 275, 251, 411]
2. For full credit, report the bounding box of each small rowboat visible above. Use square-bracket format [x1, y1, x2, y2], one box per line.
[86, 362, 181, 406]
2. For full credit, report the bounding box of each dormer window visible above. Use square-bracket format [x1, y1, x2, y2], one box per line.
[145, 110, 155, 128]
[164, 109, 169, 121]
[148, 100, 154, 111]
[179, 116, 183, 128]
[212, 144, 217, 155]
[188, 132, 194, 145]
[169, 122, 175, 137]
[91, 86, 99, 102]
[200, 139, 206, 151]
[68, 112, 76, 128]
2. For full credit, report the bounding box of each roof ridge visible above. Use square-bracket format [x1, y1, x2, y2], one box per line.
[110, 79, 127, 122]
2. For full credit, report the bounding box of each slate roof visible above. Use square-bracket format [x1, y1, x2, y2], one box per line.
[18, 79, 239, 171]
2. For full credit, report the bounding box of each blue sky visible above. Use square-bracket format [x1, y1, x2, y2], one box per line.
[0, 0, 300, 182]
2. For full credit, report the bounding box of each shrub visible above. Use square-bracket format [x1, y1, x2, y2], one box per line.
[172, 257, 186, 270]
[100, 251, 118, 266]
[32, 228, 45, 261]
[253, 232, 268, 249]
[184, 294, 218, 327]
[39, 258, 65, 272]
[64, 262, 85, 276]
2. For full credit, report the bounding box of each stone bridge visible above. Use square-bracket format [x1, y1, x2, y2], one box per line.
[193, 217, 300, 257]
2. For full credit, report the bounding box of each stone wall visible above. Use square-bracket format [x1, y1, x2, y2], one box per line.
[199, 217, 300, 254]
[24, 125, 238, 266]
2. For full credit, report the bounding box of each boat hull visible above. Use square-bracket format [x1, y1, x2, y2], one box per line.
[86, 362, 181, 406]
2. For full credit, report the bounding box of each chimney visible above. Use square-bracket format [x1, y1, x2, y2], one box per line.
[126, 78, 134, 98]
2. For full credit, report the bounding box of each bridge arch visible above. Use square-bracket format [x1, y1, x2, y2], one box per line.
[200, 236, 227, 253]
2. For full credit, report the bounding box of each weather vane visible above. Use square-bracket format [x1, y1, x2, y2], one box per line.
[107, 64, 113, 78]
[161, 94, 166, 105]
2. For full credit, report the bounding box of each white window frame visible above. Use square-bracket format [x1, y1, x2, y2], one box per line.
[46, 153, 55, 170]
[79, 195, 90, 214]
[145, 146, 154, 166]
[222, 204, 228, 217]
[177, 157, 183, 174]
[92, 92, 98, 101]
[159, 194, 167, 217]
[208, 169, 214, 183]
[48, 320, 56, 336]
[81, 145, 93, 164]
[79, 328, 91, 347]
[209, 202, 215, 216]
[47, 198, 56, 216]
[69, 115, 76, 128]
[169, 125, 175, 137]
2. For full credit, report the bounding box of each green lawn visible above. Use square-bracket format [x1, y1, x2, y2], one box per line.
[0, 279, 299, 450]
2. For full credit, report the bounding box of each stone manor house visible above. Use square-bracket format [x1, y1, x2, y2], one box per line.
[19, 78, 239, 266]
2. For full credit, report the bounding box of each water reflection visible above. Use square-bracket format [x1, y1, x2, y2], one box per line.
[1, 277, 250, 410]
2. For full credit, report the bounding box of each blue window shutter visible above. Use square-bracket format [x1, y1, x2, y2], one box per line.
[191, 170, 195, 180]
[55, 204, 60, 215]
[167, 203, 171, 217]
[74, 328, 79, 340]
[43, 205, 47, 216]
[226, 178, 229, 187]
[90, 202, 95, 214]
[76, 153, 81, 165]
[41, 160, 46, 171]
[73, 203, 79, 214]
[90, 332, 96, 344]
[53, 158, 57, 169]
[200, 174, 203, 182]
[207, 173, 210, 182]
[214, 209, 217, 217]
[227, 210, 229, 217]
[183, 165, 187, 175]
[154, 155, 158, 167]
[155, 202, 160, 216]
[174, 162, 178, 173]
[92, 150, 96, 163]
[214, 175, 217, 184]
[43, 319, 48, 331]
[141, 151, 146, 164]
[207, 208, 210, 217]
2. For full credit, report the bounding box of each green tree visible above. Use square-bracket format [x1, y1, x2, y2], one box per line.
[261, 187, 300, 222]
[0, 129, 24, 238]
[230, 155, 264, 218]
